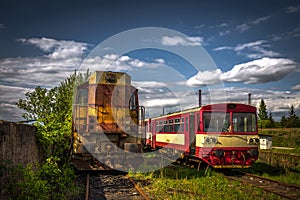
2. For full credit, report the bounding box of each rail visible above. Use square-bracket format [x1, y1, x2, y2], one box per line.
[222, 170, 300, 200]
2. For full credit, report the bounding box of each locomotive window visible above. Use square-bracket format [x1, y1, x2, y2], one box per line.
[129, 93, 136, 111]
[203, 112, 230, 132]
[233, 113, 257, 132]
[77, 89, 88, 104]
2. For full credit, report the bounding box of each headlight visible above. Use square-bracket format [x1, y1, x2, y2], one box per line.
[202, 136, 218, 144]
[247, 137, 260, 144]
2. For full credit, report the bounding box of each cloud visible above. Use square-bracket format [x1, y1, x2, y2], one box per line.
[186, 57, 298, 86]
[291, 84, 300, 90]
[221, 57, 298, 84]
[236, 23, 250, 32]
[186, 69, 223, 87]
[18, 37, 88, 59]
[236, 15, 271, 33]
[270, 26, 300, 41]
[0, 24, 6, 29]
[252, 16, 272, 24]
[213, 40, 281, 59]
[219, 30, 230, 37]
[285, 5, 300, 13]
[161, 36, 203, 46]
[0, 38, 169, 121]
[155, 58, 165, 64]
[81, 53, 167, 73]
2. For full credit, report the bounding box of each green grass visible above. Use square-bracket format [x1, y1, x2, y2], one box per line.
[240, 162, 300, 186]
[259, 128, 300, 154]
[130, 164, 282, 200]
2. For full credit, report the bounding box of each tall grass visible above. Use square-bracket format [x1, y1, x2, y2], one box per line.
[130, 164, 282, 200]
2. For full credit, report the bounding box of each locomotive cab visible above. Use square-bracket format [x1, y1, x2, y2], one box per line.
[72, 71, 144, 170]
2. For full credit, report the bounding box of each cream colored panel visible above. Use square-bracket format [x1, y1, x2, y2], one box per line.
[196, 134, 259, 148]
[156, 134, 185, 145]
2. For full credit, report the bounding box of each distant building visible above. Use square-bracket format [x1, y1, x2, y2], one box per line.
[259, 134, 272, 150]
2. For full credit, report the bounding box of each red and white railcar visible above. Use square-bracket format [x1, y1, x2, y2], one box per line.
[145, 103, 259, 168]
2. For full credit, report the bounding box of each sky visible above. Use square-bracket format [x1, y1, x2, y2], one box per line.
[0, 0, 300, 121]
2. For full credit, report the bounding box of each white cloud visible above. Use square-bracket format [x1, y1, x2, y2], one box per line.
[186, 69, 223, 87]
[285, 5, 300, 13]
[292, 84, 300, 90]
[219, 30, 230, 37]
[221, 57, 298, 84]
[155, 58, 165, 64]
[161, 36, 203, 46]
[186, 57, 298, 86]
[236, 15, 271, 33]
[252, 16, 271, 24]
[213, 40, 281, 59]
[236, 23, 250, 32]
[18, 37, 88, 59]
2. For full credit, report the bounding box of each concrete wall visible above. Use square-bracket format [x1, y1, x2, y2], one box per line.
[0, 120, 40, 167]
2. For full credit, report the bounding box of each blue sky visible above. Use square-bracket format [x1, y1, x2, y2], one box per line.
[0, 0, 300, 121]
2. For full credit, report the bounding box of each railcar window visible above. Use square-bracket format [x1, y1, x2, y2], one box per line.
[197, 113, 200, 131]
[203, 112, 230, 132]
[233, 113, 257, 132]
[185, 117, 189, 132]
[174, 118, 180, 132]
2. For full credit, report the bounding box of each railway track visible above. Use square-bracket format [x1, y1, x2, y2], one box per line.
[74, 170, 149, 200]
[222, 170, 300, 200]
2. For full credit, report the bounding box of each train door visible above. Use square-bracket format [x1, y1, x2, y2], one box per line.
[189, 113, 196, 155]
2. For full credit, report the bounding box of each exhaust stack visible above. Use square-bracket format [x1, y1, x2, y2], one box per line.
[248, 93, 251, 105]
[199, 89, 202, 107]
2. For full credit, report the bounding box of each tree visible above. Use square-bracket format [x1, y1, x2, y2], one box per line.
[280, 116, 287, 127]
[258, 99, 268, 120]
[285, 105, 300, 128]
[17, 70, 90, 163]
[268, 112, 275, 128]
[258, 99, 270, 128]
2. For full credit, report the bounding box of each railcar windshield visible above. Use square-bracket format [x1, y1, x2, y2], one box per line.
[203, 112, 230, 132]
[233, 113, 257, 132]
[203, 112, 257, 133]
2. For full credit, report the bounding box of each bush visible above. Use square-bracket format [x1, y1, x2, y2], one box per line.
[1, 158, 78, 200]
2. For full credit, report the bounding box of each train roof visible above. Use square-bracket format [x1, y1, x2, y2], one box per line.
[147, 103, 256, 120]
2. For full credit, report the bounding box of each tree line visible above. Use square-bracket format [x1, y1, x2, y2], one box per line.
[258, 99, 300, 128]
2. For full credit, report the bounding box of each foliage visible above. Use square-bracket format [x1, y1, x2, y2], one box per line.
[259, 128, 300, 154]
[258, 99, 273, 128]
[1, 158, 78, 200]
[19, 157, 78, 200]
[130, 164, 281, 200]
[15, 70, 90, 199]
[16, 70, 89, 161]
[258, 99, 268, 120]
[285, 105, 300, 127]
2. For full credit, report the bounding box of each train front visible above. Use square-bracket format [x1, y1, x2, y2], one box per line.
[72, 71, 143, 170]
[195, 103, 259, 168]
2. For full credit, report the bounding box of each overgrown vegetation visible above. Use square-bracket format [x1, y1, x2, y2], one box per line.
[130, 164, 282, 200]
[6, 70, 90, 199]
[258, 99, 300, 128]
[244, 162, 300, 186]
[259, 128, 300, 153]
